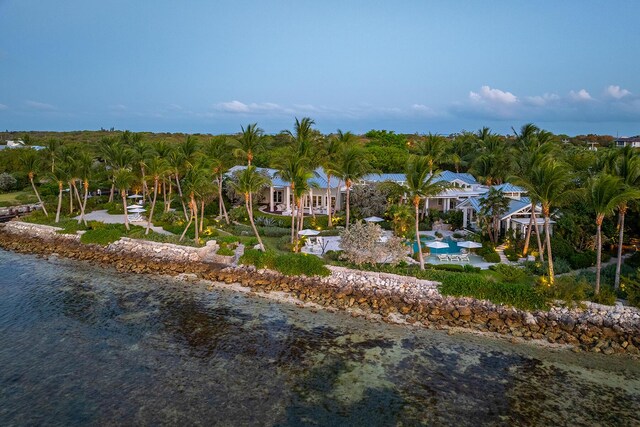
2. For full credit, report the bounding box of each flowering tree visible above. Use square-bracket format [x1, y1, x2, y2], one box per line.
[339, 221, 407, 266]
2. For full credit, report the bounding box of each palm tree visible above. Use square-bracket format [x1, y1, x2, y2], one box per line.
[230, 166, 270, 251]
[524, 160, 574, 284]
[275, 153, 311, 244]
[44, 138, 60, 173]
[144, 157, 169, 235]
[478, 187, 510, 245]
[335, 144, 372, 229]
[404, 156, 450, 269]
[611, 147, 640, 289]
[415, 132, 448, 174]
[19, 149, 48, 217]
[179, 166, 209, 243]
[584, 173, 640, 294]
[234, 123, 263, 165]
[203, 136, 233, 224]
[323, 130, 351, 227]
[114, 168, 135, 231]
[97, 137, 128, 202]
[127, 136, 153, 202]
[152, 141, 174, 212]
[287, 117, 317, 159]
[74, 150, 94, 226]
[51, 166, 69, 223]
[167, 149, 189, 219]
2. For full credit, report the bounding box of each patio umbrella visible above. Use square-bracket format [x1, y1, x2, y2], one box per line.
[363, 216, 384, 223]
[298, 229, 320, 236]
[457, 241, 482, 249]
[127, 204, 144, 209]
[425, 241, 449, 249]
[127, 208, 146, 213]
[127, 194, 143, 199]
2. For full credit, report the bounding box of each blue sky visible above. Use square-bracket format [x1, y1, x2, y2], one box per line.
[1, 0, 639, 136]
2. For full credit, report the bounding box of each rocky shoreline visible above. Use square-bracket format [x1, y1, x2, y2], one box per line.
[1, 221, 639, 356]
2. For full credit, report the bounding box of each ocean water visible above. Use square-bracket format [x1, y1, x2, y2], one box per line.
[0, 249, 638, 426]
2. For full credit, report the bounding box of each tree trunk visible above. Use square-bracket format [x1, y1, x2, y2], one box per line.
[200, 198, 205, 233]
[55, 183, 63, 223]
[146, 178, 159, 235]
[614, 208, 626, 290]
[73, 183, 87, 226]
[522, 206, 534, 256]
[163, 178, 169, 212]
[68, 183, 74, 214]
[532, 209, 545, 263]
[219, 175, 229, 224]
[109, 180, 115, 203]
[81, 180, 89, 225]
[192, 196, 199, 243]
[345, 181, 351, 229]
[290, 186, 296, 245]
[29, 175, 48, 217]
[544, 214, 554, 284]
[246, 194, 264, 251]
[175, 172, 188, 220]
[326, 174, 333, 228]
[179, 207, 193, 241]
[415, 201, 424, 270]
[122, 192, 130, 231]
[595, 220, 603, 295]
[140, 165, 148, 203]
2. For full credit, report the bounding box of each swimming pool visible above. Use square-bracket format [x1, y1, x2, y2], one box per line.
[411, 237, 461, 254]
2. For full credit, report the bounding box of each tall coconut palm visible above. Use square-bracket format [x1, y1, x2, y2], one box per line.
[335, 144, 372, 229]
[44, 138, 60, 173]
[611, 147, 640, 289]
[584, 173, 640, 294]
[153, 141, 175, 212]
[524, 160, 574, 284]
[275, 153, 311, 244]
[167, 149, 189, 220]
[114, 168, 135, 231]
[203, 136, 233, 224]
[287, 117, 317, 159]
[404, 156, 450, 269]
[478, 187, 511, 245]
[415, 132, 448, 174]
[234, 123, 263, 165]
[51, 166, 69, 223]
[179, 166, 210, 243]
[144, 157, 169, 235]
[74, 150, 94, 226]
[230, 166, 270, 251]
[127, 136, 153, 202]
[323, 130, 351, 228]
[97, 137, 128, 202]
[19, 149, 48, 217]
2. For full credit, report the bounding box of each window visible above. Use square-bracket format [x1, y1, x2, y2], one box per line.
[274, 190, 283, 204]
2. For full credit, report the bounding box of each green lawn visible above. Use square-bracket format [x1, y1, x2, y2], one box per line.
[0, 191, 37, 207]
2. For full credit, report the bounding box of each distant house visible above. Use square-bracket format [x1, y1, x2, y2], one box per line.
[614, 136, 640, 148]
[0, 139, 45, 151]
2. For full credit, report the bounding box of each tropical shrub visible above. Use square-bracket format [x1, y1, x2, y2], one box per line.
[339, 221, 407, 266]
[620, 273, 640, 308]
[240, 249, 329, 277]
[439, 275, 547, 311]
[258, 226, 290, 237]
[503, 247, 520, 262]
[538, 275, 589, 304]
[588, 285, 616, 305]
[490, 264, 527, 283]
[0, 172, 17, 192]
[80, 228, 123, 245]
[568, 251, 596, 269]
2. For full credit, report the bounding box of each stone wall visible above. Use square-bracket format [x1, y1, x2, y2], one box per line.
[1, 221, 638, 356]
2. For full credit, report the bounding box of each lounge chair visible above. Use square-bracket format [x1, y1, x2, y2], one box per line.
[437, 254, 449, 262]
[458, 254, 470, 262]
[448, 254, 461, 262]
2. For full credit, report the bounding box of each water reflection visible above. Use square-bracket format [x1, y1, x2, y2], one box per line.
[0, 249, 638, 426]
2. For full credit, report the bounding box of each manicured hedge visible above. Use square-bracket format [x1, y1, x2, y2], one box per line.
[439, 275, 548, 311]
[240, 249, 330, 277]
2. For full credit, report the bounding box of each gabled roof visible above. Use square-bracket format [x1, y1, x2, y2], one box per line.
[492, 183, 525, 193]
[433, 170, 477, 185]
[458, 195, 539, 219]
[226, 166, 341, 188]
[362, 173, 406, 183]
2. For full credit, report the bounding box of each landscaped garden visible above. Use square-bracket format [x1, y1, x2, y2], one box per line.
[1, 123, 639, 311]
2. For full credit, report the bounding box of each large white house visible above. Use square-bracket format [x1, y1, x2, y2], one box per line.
[227, 166, 551, 235]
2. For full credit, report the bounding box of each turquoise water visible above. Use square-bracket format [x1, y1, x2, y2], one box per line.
[412, 236, 460, 254]
[0, 249, 639, 425]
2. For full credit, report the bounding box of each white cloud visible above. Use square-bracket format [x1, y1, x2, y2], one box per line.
[569, 89, 592, 101]
[469, 85, 518, 104]
[25, 100, 56, 110]
[0, 103, 8, 110]
[524, 93, 560, 107]
[215, 100, 286, 114]
[605, 85, 631, 99]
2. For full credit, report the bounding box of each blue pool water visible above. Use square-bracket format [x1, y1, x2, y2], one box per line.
[412, 237, 460, 254]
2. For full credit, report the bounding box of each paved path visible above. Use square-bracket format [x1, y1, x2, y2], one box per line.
[75, 210, 173, 235]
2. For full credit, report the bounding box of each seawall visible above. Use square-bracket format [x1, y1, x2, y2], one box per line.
[1, 221, 638, 356]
